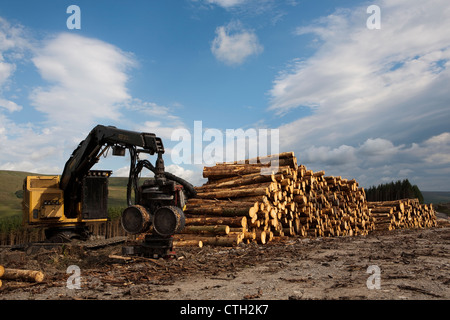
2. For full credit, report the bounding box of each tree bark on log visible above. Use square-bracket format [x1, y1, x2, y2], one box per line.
[203, 165, 292, 180]
[184, 151, 436, 247]
[219, 151, 295, 165]
[0, 268, 44, 283]
[195, 186, 271, 199]
[173, 239, 203, 248]
[200, 235, 242, 247]
[196, 173, 275, 190]
[185, 216, 247, 228]
[195, 182, 278, 195]
[182, 225, 230, 235]
[184, 206, 256, 218]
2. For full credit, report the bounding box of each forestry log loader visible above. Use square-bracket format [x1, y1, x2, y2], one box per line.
[22, 125, 196, 257]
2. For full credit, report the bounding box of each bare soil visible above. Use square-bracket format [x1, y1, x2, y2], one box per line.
[1, 218, 449, 300]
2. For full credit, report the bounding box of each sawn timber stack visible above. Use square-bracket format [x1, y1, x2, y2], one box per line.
[368, 199, 437, 231]
[177, 152, 437, 247]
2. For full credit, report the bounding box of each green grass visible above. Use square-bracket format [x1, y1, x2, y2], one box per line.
[0, 215, 23, 233]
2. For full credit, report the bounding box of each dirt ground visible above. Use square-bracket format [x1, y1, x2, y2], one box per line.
[0, 216, 449, 301]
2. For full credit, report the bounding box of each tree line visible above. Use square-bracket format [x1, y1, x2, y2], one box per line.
[366, 179, 424, 204]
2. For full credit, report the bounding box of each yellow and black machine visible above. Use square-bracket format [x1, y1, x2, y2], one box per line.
[22, 125, 196, 257]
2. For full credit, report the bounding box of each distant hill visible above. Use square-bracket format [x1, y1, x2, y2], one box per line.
[0, 170, 128, 219]
[422, 191, 450, 204]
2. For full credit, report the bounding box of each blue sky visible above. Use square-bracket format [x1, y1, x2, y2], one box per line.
[0, 0, 449, 191]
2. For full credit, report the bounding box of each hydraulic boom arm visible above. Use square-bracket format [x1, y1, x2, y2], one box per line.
[60, 125, 196, 218]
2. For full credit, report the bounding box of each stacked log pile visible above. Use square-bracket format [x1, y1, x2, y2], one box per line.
[177, 152, 437, 247]
[368, 199, 437, 231]
[177, 152, 373, 246]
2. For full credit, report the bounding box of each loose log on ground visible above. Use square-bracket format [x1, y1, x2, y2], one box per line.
[173, 239, 203, 248]
[0, 268, 44, 283]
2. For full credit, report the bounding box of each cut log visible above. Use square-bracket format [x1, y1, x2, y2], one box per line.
[200, 235, 242, 247]
[255, 230, 266, 244]
[195, 186, 271, 199]
[108, 254, 132, 261]
[195, 181, 277, 194]
[293, 195, 307, 204]
[173, 239, 203, 248]
[185, 198, 258, 207]
[222, 151, 295, 164]
[184, 206, 256, 218]
[196, 173, 275, 190]
[182, 225, 230, 235]
[0, 265, 4, 278]
[370, 207, 394, 214]
[203, 165, 292, 180]
[185, 216, 247, 228]
[1, 268, 44, 283]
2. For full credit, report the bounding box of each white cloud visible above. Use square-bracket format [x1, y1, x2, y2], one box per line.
[206, 0, 247, 8]
[0, 159, 59, 174]
[138, 120, 187, 141]
[165, 164, 205, 187]
[165, 164, 194, 180]
[113, 163, 204, 187]
[304, 144, 357, 166]
[28, 33, 186, 158]
[114, 166, 131, 177]
[0, 98, 21, 112]
[0, 60, 14, 86]
[211, 21, 263, 66]
[30, 33, 135, 129]
[202, 0, 279, 16]
[297, 133, 450, 191]
[359, 138, 401, 157]
[0, 17, 29, 114]
[0, 31, 140, 175]
[125, 98, 173, 118]
[424, 132, 450, 146]
[268, 0, 450, 190]
[270, 0, 450, 121]
[0, 19, 185, 176]
[124, 98, 186, 130]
